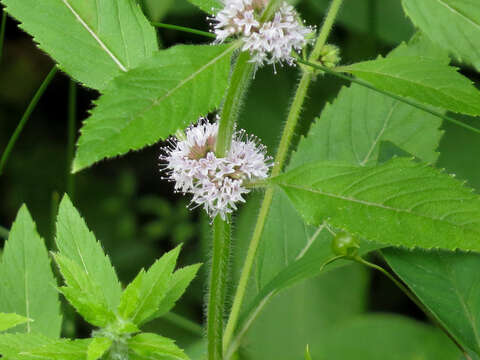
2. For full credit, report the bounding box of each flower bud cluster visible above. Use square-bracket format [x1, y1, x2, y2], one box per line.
[212, 0, 313, 68]
[161, 119, 272, 220]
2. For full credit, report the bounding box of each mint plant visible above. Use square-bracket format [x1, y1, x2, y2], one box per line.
[1, 0, 480, 359]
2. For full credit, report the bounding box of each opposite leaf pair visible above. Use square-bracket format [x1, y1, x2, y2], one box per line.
[0, 196, 200, 360]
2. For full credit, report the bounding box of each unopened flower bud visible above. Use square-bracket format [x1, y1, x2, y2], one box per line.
[319, 44, 341, 68]
[332, 231, 360, 257]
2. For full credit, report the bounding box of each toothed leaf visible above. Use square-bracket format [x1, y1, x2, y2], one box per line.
[342, 56, 480, 116]
[384, 248, 480, 357]
[0, 333, 55, 359]
[55, 195, 121, 311]
[73, 44, 233, 172]
[87, 337, 113, 360]
[1, 0, 158, 89]
[186, 0, 222, 13]
[401, 0, 480, 71]
[270, 157, 480, 252]
[150, 263, 201, 319]
[126, 247, 181, 326]
[54, 254, 116, 327]
[0, 313, 30, 332]
[21, 338, 92, 360]
[129, 333, 189, 360]
[0, 206, 62, 337]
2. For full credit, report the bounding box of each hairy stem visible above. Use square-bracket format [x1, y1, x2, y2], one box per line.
[151, 22, 216, 39]
[216, 51, 253, 157]
[0, 66, 58, 175]
[163, 312, 203, 336]
[297, 59, 480, 135]
[208, 217, 232, 360]
[0, 10, 7, 64]
[67, 80, 77, 197]
[355, 255, 470, 358]
[223, 0, 344, 354]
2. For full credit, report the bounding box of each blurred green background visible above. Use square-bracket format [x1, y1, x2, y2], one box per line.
[0, 0, 478, 358]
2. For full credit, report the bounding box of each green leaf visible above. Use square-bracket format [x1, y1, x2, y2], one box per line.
[290, 83, 443, 168]
[243, 265, 369, 360]
[1, 0, 158, 90]
[73, 43, 234, 172]
[21, 338, 92, 360]
[254, 32, 446, 293]
[402, 0, 480, 71]
[0, 313, 30, 332]
[313, 314, 461, 360]
[0, 333, 55, 359]
[383, 248, 480, 357]
[87, 337, 113, 360]
[271, 157, 480, 252]
[186, 0, 222, 13]
[55, 195, 121, 311]
[341, 56, 480, 116]
[153, 263, 201, 318]
[0, 206, 62, 338]
[122, 246, 181, 325]
[129, 333, 189, 360]
[54, 254, 116, 327]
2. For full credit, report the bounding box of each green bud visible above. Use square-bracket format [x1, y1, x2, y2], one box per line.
[319, 44, 341, 68]
[331, 231, 360, 257]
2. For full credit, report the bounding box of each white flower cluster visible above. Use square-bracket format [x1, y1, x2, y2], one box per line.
[161, 119, 272, 220]
[212, 0, 313, 68]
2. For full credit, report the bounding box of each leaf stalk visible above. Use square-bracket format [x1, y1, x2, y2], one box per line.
[297, 59, 480, 136]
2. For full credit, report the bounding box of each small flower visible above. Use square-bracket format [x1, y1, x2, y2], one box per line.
[211, 1, 313, 69]
[160, 119, 272, 220]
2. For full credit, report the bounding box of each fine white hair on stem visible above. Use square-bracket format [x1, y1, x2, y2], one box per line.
[160, 118, 272, 220]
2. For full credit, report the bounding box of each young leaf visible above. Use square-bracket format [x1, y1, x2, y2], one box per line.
[73, 44, 235, 173]
[122, 246, 181, 326]
[0, 333, 55, 358]
[270, 157, 480, 252]
[118, 269, 146, 321]
[55, 195, 121, 311]
[402, 0, 480, 71]
[186, 0, 222, 14]
[383, 248, 480, 357]
[21, 338, 92, 360]
[1, 0, 158, 90]
[341, 56, 480, 116]
[314, 314, 460, 360]
[153, 263, 201, 318]
[129, 333, 189, 360]
[54, 254, 116, 327]
[0, 313, 30, 332]
[0, 206, 62, 338]
[87, 337, 113, 360]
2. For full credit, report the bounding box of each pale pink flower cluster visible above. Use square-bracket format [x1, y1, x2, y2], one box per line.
[212, 0, 313, 68]
[161, 119, 272, 220]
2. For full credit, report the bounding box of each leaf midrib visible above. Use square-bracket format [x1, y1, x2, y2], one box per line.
[61, 0, 127, 72]
[278, 182, 480, 235]
[79, 43, 236, 149]
[435, 0, 480, 31]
